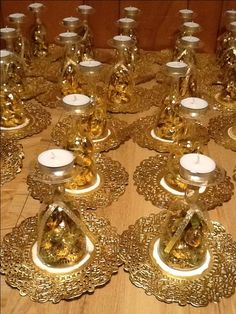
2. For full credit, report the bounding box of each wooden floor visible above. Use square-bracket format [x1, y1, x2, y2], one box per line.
[1, 80, 236, 313]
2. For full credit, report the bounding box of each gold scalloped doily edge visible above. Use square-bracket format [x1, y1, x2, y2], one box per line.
[133, 154, 234, 210]
[27, 155, 129, 210]
[0, 211, 121, 303]
[120, 211, 236, 307]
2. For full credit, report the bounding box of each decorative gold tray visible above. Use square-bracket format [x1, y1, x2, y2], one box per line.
[1, 100, 51, 140]
[120, 211, 236, 307]
[107, 87, 157, 114]
[133, 154, 234, 210]
[0, 211, 121, 303]
[209, 113, 236, 151]
[51, 116, 130, 152]
[129, 115, 209, 153]
[27, 155, 129, 209]
[0, 139, 24, 185]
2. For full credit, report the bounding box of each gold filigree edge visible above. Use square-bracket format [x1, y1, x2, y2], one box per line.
[133, 154, 234, 210]
[120, 211, 236, 307]
[0, 211, 121, 303]
[27, 155, 129, 210]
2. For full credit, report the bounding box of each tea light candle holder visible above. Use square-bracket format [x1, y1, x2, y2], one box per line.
[108, 34, 134, 49]
[180, 97, 208, 119]
[37, 148, 75, 182]
[178, 8, 194, 21]
[124, 6, 141, 20]
[0, 27, 17, 51]
[181, 35, 200, 48]
[62, 16, 80, 32]
[77, 4, 94, 15]
[179, 153, 216, 185]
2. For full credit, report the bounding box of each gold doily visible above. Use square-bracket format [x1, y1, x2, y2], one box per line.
[0, 138, 24, 185]
[120, 211, 236, 307]
[27, 155, 129, 209]
[36, 81, 62, 108]
[107, 87, 157, 114]
[1, 100, 51, 140]
[129, 115, 209, 153]
[51, 116, 129, 152]
[209, 113, 236, 151]
[25, 44, 63, 82]
[0, 211, 120, 303]
[133, 154, 234, 210]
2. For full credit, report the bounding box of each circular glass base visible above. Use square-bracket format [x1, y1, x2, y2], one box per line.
[32, 236, 94, 274]
[150, 129, 174, 143]
[228, 126, 236, 141]
[65, 174, 101, 195]
[92, 128, 111, 143]
[0, 118, 29, 131]
[153, 238, 211, 277]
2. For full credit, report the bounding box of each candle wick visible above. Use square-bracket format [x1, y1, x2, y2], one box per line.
[195, 154, 200, 164]
[73, 95, 77, 101]
[51, 152, 55, 159]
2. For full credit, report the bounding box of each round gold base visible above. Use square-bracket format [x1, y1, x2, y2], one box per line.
[0, 100, 51, 140]
[209, 113, 236, 151]
[120, 211, 236, 307]
[129, 115, 209, 153]
[27, 155, 129, 210]
[0, 139, 24, 185]
[133, 154, 234, 210]
[51, 116, 129, 152]
[0, 211, 120, 303]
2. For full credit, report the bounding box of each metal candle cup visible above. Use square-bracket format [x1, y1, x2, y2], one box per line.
[28, 2, 44, 12]
[38, 149, 75, 178]
[181, 36, 200, 48]
[8, 13, 25, 24]
[108, 35, 134, 49]
[79, 60, 102, 74]
[124, 6, 141, 19]
[62, 94, 92, 115]
[117, 17, 136, 29]
[59, 32, 79, 43]
[77, 4, 94, 15]
[179, 153, 216, 185]
[180, 97, 208, 118]
[179, 9, 194, 20]
[0, 27, 17, 39]
[165, 61, 188, 77]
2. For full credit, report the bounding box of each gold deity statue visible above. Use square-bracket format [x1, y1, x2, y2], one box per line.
[77, 5, 95, 61]
[176, 36, 200, 98]
[28, 2, 48, 58]
[216, 10, 236, 63]
[8, 13, 30, 63]
[154, 61, 188, 141]
[62, 94, 97, 191]
[159, 190, 211, 270]
[107, 35, 135, 106]
[0, 49, 26, 128]
[59, 32, 82, 96]
[79, 60, 107, 139]
[36, 150, 87, 268]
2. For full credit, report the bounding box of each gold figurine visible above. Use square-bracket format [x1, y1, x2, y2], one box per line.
[77, 5, 95, 61]
[62, 94, 97, 191]
[59, 32, 82, 96]
[173, 22, 200, 60]
[8, 13, 30, 63]
[28, 2, 48, 58]
[154, 61, 188, 142]
[107, 35, 135, 106]
[0, 49, 26, 128]
[36, 150, 87, 268]
[79, 60, 107, 139]
[176, 36, 200, 98]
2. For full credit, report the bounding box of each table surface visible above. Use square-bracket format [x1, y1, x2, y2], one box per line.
[1, 67, 236, 314]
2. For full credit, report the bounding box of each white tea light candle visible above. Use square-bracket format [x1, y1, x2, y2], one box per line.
[63, 17, 79, 23]
[179, 9, 193, 15]
[0, 27, 15, 33]
[59, 32, 77, 38]
[80, 60, 101, 68]
[118, 17, 134, 23]
[180, 153, 216, 175]
[0, 49, 11, 58]
[113, 35, 131, 42]
[182, 36, 200, 43]
[181, 97, 208, 110]
[125, 6, 139, 12]
[38, 149, 74, 168]
[63, 94, 90, 106]
[184, 22, 200, 29]
[28, 3, 44, 10]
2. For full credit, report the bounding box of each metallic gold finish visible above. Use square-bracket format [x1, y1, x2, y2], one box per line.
[51, 115, 129, 152]
[27, 155, 128, 210]
[129, 115, 209, 153]
[0, 138, 24, 185]
[107, 86, 157, 113]
[209, 113, 236, 151]
[0, 211, 120, 303]
[1, 99, 51, 140]
[120, 211, 236, 307]
[233, 166, 236, 182]
[133, 154, 233, 210]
